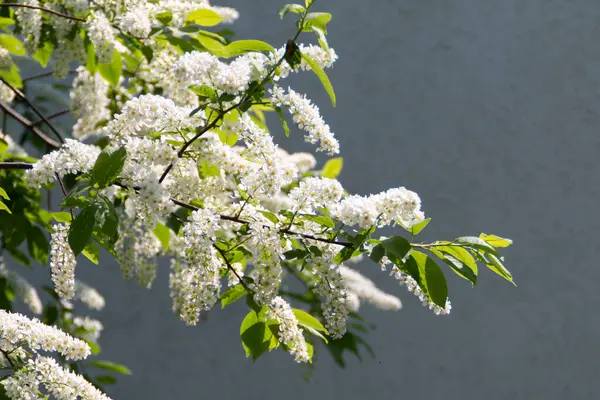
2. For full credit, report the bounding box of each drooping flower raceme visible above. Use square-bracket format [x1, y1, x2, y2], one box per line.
[266, 297, 310, 363]
[49, 223, 77, 301]
[0, 310, 90, 360]
[3, 356, 110, 400]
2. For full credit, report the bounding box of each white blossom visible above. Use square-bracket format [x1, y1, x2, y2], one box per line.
[14, 0, 42, 53]
[25, 139, 100, 188]
[2, 356, 110, 400]
[50, 224, 77, 301]
[266, 297, 310, 363]
[270, 86, 340, 155]
[74, 280, 105, 310]
[88, 11, 116, 64]
[339, 265, 402, 311]
[0, 47, 12, 71]
[0, 310, 90, 360]
[71, 66, 111, 139]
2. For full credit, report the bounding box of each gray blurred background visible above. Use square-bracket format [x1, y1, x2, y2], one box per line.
[19, 0, 600, 398]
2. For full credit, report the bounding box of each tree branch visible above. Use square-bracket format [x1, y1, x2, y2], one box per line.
[0, 101, 60, 148]
[0, 162, 33, 170]
[0, 3, 85, 22]
[0, 77, 65, 144]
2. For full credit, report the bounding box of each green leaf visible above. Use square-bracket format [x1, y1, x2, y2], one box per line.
[258, 210, 279, 224]
[408, 218, 431, 235]
[83, 339, 101, 355]
[279, 4, 305, 18]
[68, 206, 97, 256]
[369, 243, 385, 263]
[305, 0, 314, 7]
[186, 9, 223, 26]
[95, 375, 117, 385]
[98, 50, 122, 87]
[7, 248, 29, 266]
[156, 11, 173, 25]
[88, 360, 131, 375]
[189, 84, 216, 99]
[479, 233, 513, 248]
[0, 200, 10, 214]
[485, 253, 515, 285]
[86, 40, 97, 74]
[300, 214, 335, 229]
[199, 161, 220, 178]
[273, 106, 290, 137]
[222, 40, 274, 58]
[240, 309, 276, 360]
[0, 187, 9, 200]
[456, 236, 498, 255]
[322, 157, 343, 178]
[0, 34, 25, 55]
[82, 242, 100, 265]
[410, 251, 448, 307]
[430, 245, 478, 285]
[301, 52, 336, 106]
[52, 211, 72, 223]
[0, 138, 7, 154]
[221, 284, 246, 309]
[292, 308, 328, 342]
[302, 12, 332, 33]
[93, 197, 119, 245]
[0, 17, 14, 28]
[0, 63, 21, 88]
[153, 222, 170, 251]
[26, 225, 48, 265]
[42, 304, 58, 325]
[382, 236, 411, 263]
[91, 147, 127, 188]
[33, 41, 53, 67]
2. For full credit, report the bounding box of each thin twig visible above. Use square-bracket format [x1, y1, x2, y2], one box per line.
[0, 3, 85, 22]
[214, 245, 252, 293]
[22, 70, 77, 82]
[0, 77, 65, 144]
[0, 101, 60, 148]
[0, 162, 33, 170]
[31, 109, 70, 127]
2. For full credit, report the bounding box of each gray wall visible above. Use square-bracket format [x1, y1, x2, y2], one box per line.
[72, 0, 600, 398]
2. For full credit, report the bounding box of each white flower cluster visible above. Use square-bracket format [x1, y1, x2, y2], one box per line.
[289, 176, 344, 212]
[14, 0, 42, 53]
[0, 310, 90, 360]
[270, 86, 340, 155]
[25, 139, 100, 188]
[245, 213, 285, 305]
[339, 265, 402, 312]
[0, 259, 42, 315]
[88, 10, 116, 63]
[118, 5, 152, 38]
[50, 223, 77, 301]
[331, 187, 424, 229]
[172, 207, 223, 324]
[70, 66, 111, 139]
[115, 215, 162, 288]
[74, 280, 106, 310]
[2, 356, 110, 400]
[0, 47, 12, 71]
[385, 259, 451, 315]
[105, 94, 204, 143]
[311, 262, 349, 339]
[266, 296, 310, 363]
[0, 81, 15, 104]
[73, 316, 103, 341]
[174, 51, 259, 96]
[274, 43, 338, 79]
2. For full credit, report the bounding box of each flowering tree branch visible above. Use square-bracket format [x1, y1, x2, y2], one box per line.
[0, 3, 86, 22]
[0, 101, 60, 148]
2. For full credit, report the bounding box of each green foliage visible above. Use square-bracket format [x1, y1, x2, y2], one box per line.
[68, 206, 96, 256]
[301, 52, 336, 106]
[186, 9, 223, 26]
[90, 147, 127, 188]
[98, 50, 122, 87]
[220, 284, 247, 309]
[321, 157, 343, 179]
[88, 360, 132, 375]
